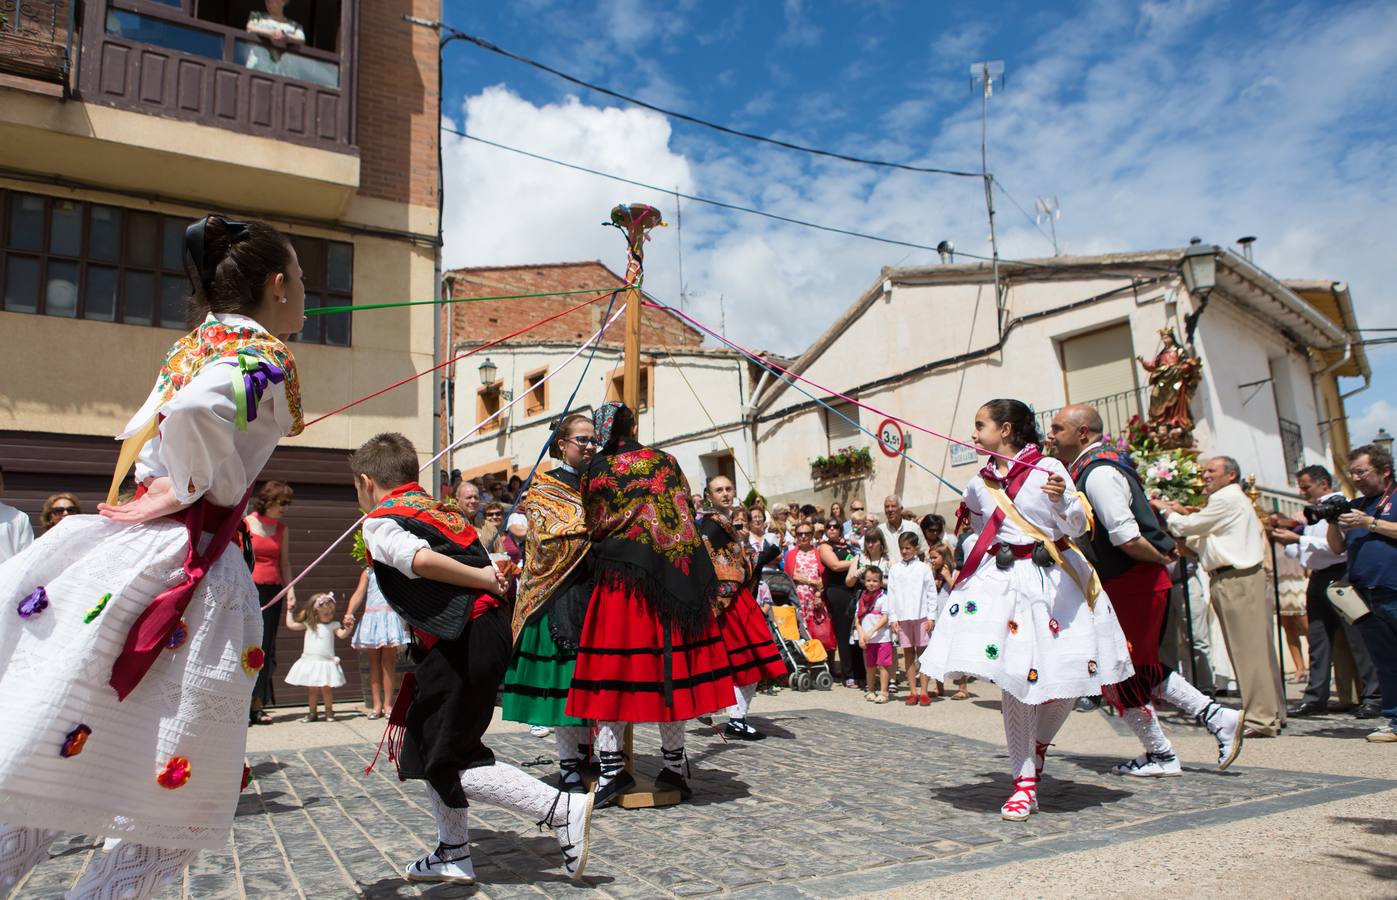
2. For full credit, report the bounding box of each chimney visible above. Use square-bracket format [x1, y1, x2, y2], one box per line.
[1236, 236, 1256, 262]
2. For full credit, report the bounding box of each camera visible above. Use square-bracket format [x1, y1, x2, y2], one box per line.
[1302, 495, 1355, 525]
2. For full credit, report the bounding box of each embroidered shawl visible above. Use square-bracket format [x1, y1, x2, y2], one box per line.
[699, 513, 753, 599]
[512, 468, 591, 642]
[1068, 444, 1144, 488]
[582, 438, 716, 635]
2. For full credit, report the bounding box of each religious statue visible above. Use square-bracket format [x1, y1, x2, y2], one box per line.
[1138, 328, 1202, 449]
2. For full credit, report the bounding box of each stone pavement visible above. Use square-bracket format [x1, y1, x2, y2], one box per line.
[11, 706, 1392, 899]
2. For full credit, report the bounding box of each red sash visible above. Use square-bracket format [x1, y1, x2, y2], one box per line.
[952, 447, 1045, 588]
[109, 486, 252, 700]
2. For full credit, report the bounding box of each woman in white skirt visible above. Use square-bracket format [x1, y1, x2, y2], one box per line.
[0, 215, 306, 899]
[920, 399, 1131, 822]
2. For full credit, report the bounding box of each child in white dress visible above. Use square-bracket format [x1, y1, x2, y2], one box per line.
[920, 399, 1131, 822]
[285, 593, 351, 720]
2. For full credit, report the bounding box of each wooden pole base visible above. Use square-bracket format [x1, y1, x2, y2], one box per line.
[612, 723, 682, 809]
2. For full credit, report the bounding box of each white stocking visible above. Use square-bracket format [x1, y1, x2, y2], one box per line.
[426, 784, 470, 845]
[555, 725, 590, 787]
[1122, 704, 1175, 756]
[0, 824, 59, 895]
[731, 683, 757, 720]
[458, 763, 570, 827]
[66, 840, 197, 900]
[657, 721, 687, 774]
[1034, 698, 1073, 747]
[1153, 671, 1210, 718]
[1001, 692, 1037, 780]
[595, 721, 625, 788]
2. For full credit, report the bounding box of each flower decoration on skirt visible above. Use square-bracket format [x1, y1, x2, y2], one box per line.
[1087, 659, 1098, 675]
[1047, 617, 1061, 636]
[985, 643, 1000, 660]
[948, 603, 960, 617]
[241, 645, 266, 676]
[17, 587, 48, 618]
[965, 601, 978, 615]
[241, 763, 253, 791]
[166, 619, 189, 650]
[1007, 619, 1019, 635]
[157, 756, 192, 790]
[1027, 668, 1039, 683]
[84, 593, 112, 624]
[60, 724, 92, 758]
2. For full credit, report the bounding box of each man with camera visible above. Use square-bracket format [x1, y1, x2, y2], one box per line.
[1271, 465, 1381, 719]
[1154, 456, 1284, 738]
[1326, 444, 1397, 742]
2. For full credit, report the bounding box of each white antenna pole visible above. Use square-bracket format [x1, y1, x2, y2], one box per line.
[674, 185, 686, 312]
[719, 293, 726, 338]
[1036, 195, 1062, 256]
[972, 61, 1006, 338]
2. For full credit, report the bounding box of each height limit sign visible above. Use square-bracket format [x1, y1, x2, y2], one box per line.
[877, 418, 907, 458]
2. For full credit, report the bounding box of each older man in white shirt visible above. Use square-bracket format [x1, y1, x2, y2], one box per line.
[1154, 456, 1284, 737]
[0, 467, 34, 565]
[1272, 465, 1382, 718]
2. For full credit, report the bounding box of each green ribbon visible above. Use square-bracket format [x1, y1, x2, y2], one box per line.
[303, 284, 625, 317]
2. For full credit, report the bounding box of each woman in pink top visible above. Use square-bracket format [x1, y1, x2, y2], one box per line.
[245, 480, 295, 724]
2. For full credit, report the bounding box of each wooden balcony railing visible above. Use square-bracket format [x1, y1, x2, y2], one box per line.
[0, 0, 74, 86]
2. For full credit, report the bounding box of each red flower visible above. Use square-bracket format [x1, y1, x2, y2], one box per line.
[638, 448, 657, 460]
[241, 645, 265, 676]
[241, 763, 253, 791]
[61, 724, 92, 758]
[166, 619, 189, 650]
[157, 756, 192, 790]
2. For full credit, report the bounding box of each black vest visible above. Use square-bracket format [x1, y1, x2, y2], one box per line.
[1073, 458, 1176, 581]
[372, 515, 492, 640]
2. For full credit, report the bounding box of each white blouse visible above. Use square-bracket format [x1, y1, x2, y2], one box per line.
[961, 453, 1088, 546]
[125, 314, 295, 508]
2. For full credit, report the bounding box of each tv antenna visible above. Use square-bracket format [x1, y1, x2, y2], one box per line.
[970, 60, 1006, 338]
[1035, 196, 1061, 256]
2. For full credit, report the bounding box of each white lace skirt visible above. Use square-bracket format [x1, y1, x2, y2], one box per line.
[0, 514, 261, 849]
[919, 551, 1132, 704]
[284, 654, 346, 688]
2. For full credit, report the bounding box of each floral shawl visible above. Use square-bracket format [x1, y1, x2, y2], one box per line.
[699, 512, 753, 607]
[582, 438, 716, 635]
[512, 468, 591, 642]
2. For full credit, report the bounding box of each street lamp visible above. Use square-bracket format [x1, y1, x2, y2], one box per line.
[1375, 428, 1394, 455]
[1181, 237, 1218, 347]
[478, 357, 498, 388]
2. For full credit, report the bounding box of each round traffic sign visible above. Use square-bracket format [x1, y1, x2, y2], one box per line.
[876, 418, 905, 458]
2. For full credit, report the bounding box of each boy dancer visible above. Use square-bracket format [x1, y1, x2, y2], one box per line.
[352, 433, 592, 885]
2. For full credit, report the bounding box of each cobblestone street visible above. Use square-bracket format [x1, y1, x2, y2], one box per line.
[12, 706, 1392, 898]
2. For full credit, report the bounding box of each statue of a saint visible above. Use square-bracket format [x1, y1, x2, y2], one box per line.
[1138, 328, 1202, 445]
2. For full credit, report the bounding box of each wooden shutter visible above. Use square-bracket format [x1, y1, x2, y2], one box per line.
[1061, 324, 1137, 404]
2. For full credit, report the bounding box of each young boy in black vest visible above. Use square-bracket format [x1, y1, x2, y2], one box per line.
[351, 432, 593, 885]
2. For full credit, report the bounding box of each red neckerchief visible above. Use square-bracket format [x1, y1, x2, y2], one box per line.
[953, 444, 1045, 587]
[857, 587, 885, 621]
[364, 482, 479, 558]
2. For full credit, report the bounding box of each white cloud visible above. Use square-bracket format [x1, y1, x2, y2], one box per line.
[779, 0, 822, 47]
[1346, 399, 1396, 448]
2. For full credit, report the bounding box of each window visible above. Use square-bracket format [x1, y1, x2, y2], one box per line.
[825, 400, 860, 455]
[0, 190, 352, 343]
[523, 367, 548, 417]
[292, 236, 353, 346]
[1059, 323, 1140, 434]
[476, 383, 503, 433]
[606, 363, 653, 410]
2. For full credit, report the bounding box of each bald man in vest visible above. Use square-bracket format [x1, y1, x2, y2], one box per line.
[1049, 405, 1242, 773]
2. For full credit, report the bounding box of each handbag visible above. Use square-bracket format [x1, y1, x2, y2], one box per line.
[1326, 580, 1370, 625]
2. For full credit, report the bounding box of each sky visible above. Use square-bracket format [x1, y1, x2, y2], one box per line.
[437, 0, 1397, 442]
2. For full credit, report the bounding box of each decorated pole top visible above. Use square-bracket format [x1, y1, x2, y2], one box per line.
[609, 203, 666, 267]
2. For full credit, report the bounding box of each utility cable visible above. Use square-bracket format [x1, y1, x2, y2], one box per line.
[304, 284, 627, 316]
[655, 345, 755, 488]
[441, 26, 981, 178]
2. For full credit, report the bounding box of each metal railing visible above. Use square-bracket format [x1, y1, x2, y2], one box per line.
[0, 0, 74, 86]
[1035, 386, 1146, 440]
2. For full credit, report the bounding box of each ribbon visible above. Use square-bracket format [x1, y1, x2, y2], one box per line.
[109, 488, 252, 700]
[953, 446, 1045, 588]
[230, 352, 287, 432]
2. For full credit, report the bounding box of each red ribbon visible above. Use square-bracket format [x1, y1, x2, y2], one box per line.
[952, 447, 1045, 588]
[109, 488, 252, 700]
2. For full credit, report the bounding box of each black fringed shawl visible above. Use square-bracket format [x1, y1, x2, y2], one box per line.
[582, 438, 716, 635]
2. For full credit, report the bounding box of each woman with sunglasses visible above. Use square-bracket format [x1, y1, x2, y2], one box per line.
[784, 521, 837, 651]
[501, 414, 600, 793]
[245, 480, 295, 725]
[39, 493, 83, 532]
[819, 518, 861, 688]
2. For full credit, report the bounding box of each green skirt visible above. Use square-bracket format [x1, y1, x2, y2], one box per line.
[501, 611, 586, 727]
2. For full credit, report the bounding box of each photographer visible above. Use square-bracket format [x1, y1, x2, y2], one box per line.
[1272, 465, 1380, 718]
[1326, 444, 1397, 742]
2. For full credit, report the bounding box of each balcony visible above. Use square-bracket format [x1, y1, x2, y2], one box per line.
[76, 0, 357, 153]
[1035, 386, 1146, 440]
[0, 0, 74, 87]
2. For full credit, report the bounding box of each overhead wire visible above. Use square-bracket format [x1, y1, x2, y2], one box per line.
[303, 284, 627, 316]
[654, 346, 755, 488]
[440, 26, 981, 178]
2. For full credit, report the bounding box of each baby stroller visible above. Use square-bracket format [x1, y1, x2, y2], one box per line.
[766, 603, 834, 692]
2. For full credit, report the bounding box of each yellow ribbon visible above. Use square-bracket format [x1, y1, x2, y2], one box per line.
[982, 479, 1102, 610]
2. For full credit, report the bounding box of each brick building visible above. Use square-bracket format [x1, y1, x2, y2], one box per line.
[0, 0, 443, 705]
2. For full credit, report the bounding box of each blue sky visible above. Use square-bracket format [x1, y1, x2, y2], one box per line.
[438, 0, 1397, 442]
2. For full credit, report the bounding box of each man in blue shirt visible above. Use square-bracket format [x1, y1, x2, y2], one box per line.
[1327, 443, 1397, 742]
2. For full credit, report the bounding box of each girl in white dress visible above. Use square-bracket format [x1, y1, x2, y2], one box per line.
[284, 593, 351, 720]
[0, 216, 306, 899]
[919, 399, 1131, 822]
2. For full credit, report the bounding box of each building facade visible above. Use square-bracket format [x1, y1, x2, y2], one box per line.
[749, 246, 1366, 517]
[0, 0, 442, 702]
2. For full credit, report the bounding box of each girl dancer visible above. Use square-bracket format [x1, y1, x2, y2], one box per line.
[566, 403, 735, 807]
[920, 399, 1131, 821]
[501, 413, 599, 792]
[284, 593, 351, 720]
[699, 476, 788, 740]
[0, 215, 306, 898]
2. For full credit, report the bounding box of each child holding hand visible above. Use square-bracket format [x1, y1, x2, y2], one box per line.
[285, 592, 352, 721]
[856, 567, 893, 703]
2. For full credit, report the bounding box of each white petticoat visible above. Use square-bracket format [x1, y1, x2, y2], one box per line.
[919, 551, 1132, 704]
[0, 514, 262, 850]
[284, 654, 346, 688]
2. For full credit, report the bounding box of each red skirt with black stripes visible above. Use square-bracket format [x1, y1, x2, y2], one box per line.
[719, 588, 790, 686]
[565, 580, 736, 723]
